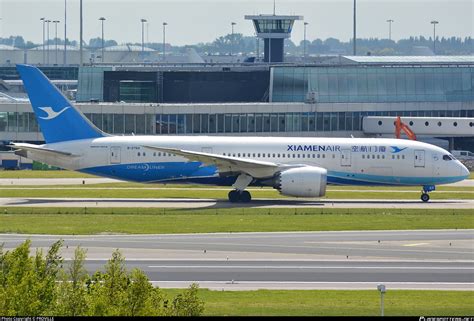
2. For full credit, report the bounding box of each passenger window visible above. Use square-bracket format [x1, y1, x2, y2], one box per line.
[362, 155, 365, 159]
[302, 154, 305, 158]
[293, 154, 296, 158]
[322, 154, 325, 159]
[257, 153, 260, 157]
[377, 155, 380, 159]
[143, 152, 146, 157]
[138, 152, 141, 156]
[332, 154, 335, 159]
[402, 155, 405, 159]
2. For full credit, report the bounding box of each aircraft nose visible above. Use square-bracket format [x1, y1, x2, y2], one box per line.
[459, 163, 470, 178]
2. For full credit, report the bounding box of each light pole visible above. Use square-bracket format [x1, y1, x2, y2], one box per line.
[231, 22, 236, 59]
[386, 19, 394, 41]
[146, 21, 149, 44]
[141, 18, 147, 57]
[53, 20, 60, 64]
[64, 0, 67, 65]
[303, 22, 308, 61]
[377, 284, 386, 317]
[79, 0, 83, 66]
[40, 17, 46, 64]
[46, 19, 51, 64]
[163, 22, 167, 62]
[353, 0, 356, 55]
[431, 20, 439, 54]
[99, 17, 106, 63]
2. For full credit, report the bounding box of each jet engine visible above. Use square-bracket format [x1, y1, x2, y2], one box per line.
[275, 166, 327, 198]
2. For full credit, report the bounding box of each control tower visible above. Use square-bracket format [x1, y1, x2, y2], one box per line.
[245, 14, 303, 63]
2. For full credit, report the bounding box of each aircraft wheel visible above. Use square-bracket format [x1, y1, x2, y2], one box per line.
[228, 190, 240, 203]
[421, 193, 430, 203]
[240, 190, 252, 203]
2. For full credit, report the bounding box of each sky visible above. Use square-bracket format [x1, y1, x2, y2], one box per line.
[0, 0, 472, 46]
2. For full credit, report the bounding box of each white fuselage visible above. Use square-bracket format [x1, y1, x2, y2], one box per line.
[24, 136, 469, 187]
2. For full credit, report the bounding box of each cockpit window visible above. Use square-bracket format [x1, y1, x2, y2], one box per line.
[443, 155, 453, 161]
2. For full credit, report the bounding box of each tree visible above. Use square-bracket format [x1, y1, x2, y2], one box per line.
[0, 241, 205, 316]
[171, 283, 205, 316]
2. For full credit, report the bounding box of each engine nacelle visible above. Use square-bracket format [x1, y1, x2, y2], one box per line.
[276, 166, 327, 198]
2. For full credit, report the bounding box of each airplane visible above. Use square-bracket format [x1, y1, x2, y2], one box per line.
[9, 64, 470, 203]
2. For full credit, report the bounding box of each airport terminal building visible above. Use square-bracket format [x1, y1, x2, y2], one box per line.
[1, 55, 473, 153]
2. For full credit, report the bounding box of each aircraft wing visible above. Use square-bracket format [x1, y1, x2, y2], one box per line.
[143, 145, 279, 178]
[8, 143, 78, 157]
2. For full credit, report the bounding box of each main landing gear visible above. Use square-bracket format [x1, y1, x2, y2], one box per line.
[421, 185, 436, 203]
[228, 190, 252, 203]
[228, 173, 254, 203]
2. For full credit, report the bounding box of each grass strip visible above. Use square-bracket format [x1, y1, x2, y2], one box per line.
[161, 289, 474, 316]
[0, 207, 471, 234]
[0, 170, 98, 179]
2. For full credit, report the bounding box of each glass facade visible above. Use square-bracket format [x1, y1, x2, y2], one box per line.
[0, 112, 39, 133]
[119, 81, 157, 103]
[0, 66, 78, 80]
[253, 19, 294, 33]
[272, 66, 474, 103]
[0, 112, 155, 136]
[76, 66, 111, 102]
[155, 109, 473, 134]
[1, 110, 473, 137]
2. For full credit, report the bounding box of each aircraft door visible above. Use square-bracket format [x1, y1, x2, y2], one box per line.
[414, 149, 425, 168]
[341, 149, 351, 167]
[110, 146, 121, 164]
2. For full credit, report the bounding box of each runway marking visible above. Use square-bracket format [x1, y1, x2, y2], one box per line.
[147, 265, 474, 270]
[403, 243, 430, 247]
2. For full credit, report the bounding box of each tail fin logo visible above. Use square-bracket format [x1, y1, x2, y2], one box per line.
[38, 106, 70, 120]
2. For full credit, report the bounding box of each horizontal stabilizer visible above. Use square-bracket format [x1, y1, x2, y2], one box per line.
[8, 143, 78, 157]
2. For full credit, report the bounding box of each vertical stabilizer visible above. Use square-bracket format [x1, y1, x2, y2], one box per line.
[16, 64, 105, 143]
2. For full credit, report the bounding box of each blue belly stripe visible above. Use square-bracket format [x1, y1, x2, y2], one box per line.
[80, 162, 465, 186]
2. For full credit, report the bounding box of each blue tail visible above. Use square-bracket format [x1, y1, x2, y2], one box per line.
[16, 64, 105, 143]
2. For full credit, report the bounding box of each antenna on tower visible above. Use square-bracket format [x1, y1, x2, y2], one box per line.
[273, 0, 276, 15]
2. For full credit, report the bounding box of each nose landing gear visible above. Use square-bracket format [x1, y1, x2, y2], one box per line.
[421, 185, 436, 202]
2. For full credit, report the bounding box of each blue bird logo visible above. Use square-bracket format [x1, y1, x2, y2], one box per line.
[391, 146, 407, 153]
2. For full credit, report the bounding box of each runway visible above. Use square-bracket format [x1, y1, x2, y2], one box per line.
[1, 230, 473, 290]
[0, 197, 472, 209]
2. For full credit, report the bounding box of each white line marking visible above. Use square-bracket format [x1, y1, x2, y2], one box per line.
[147, 265, 474, 270]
